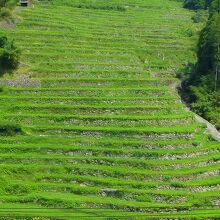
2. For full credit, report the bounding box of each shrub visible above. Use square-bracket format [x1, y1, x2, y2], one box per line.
[0, 122, 22, 135]
[0, 7, 12, 21]
[185, 28, 193, 37]
[192, 10, 207, 23]
[0, 0, 17, 9]
[183, 0, 211, 10]
[0, 34, 20, 74]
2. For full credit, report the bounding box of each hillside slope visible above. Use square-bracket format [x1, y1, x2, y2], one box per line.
[0, 0, 219, 219]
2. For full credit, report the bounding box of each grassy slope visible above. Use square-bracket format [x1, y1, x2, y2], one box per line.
[0, 0, 219, 219]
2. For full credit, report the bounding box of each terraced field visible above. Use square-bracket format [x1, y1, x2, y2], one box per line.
[0, 0, 220, 219]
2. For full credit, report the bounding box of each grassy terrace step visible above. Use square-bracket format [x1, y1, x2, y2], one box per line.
[2, 115, 193, 128]
[0, 140, 217, 155]
[10, 38, 194, 51]
[0, 145, 217, 161]
[9, 29, 193, 40]
[23, 69, 153, 78]
[36, 172, 220, 189]
[2, 191, 218, 214]
[10, 180, 220, 201]
[2, 173, 220, 198]
[0, 208, 219, 220]
[27, 70, 154, 78]
[0, 132, 207, 146]
[4, 90, 170, 97]
[1, 180, 219, 203]
[3, 102, 183, 109]
[12, 35, 193, 47]
[2, 104, 185, 116]
[0, 152, 219, 171]
[25, 123, 199, 134]
[0, 78, 177, 89]
[19, 47, 193, 54]
[0, 95, 178, 103]
[2, 112, 192, 121]
[1, 162, 219, 179]
[0, 139, 205, 154]
[17, 41, 194, 49]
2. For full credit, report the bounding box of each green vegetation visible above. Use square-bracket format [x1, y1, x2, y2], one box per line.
[181, 0, 220, 129]
[0, 122, 22, 135]
[0, 0, 17, 21]
[0, 33, 20, 74]
[0, 1, 20, 75]
[183, 0, 212, 10]
[0, 0, 219, 219]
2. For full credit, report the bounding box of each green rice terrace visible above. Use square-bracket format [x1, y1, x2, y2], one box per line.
[0, 0, 220, 219]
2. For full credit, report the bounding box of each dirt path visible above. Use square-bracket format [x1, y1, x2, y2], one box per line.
[185, 107, 220, 141]
[176, 83, 220, 142]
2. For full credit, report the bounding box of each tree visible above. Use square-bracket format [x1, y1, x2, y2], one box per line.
[183, 0, 212, 10]
[0, 34, 20, 74]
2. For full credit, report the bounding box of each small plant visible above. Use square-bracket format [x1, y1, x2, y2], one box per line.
[185, 28, 193, 37]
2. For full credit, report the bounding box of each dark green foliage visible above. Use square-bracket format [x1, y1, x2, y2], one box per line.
[197, 10, 220, 73]
[0, 0, 17, 9]
[0, 33, 20, 74]
[209, 0, 220, 14]
[185, 28, 194, 37]
[192, 10, 207, 22]
[182, 0, 220, 129]
[0, 7, 11, 20]
[183, 0, 212, 10]
[0, 0, 16, 21]
[0, 122, 22, 135]
[0, 1, 20, 74]
[190, 74, 220, 128]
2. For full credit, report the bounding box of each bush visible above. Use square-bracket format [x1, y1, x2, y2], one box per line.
[192, 10, 207, 23]
[0, 0, 17, 9]
[0, 123, 22, 135]
[0, 7, 12, 20]
[183, 0, 211, 10]
[185, 28, 193, 37]
[0, 0, 16, 21]
[0, 34, 20, 74]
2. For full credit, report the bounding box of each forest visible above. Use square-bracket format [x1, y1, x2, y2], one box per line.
[182, 0, 220, 129]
